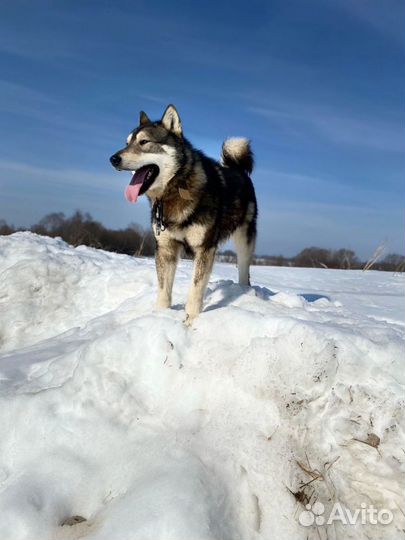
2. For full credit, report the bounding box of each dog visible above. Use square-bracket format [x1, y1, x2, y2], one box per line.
[110, 105, 257, 324]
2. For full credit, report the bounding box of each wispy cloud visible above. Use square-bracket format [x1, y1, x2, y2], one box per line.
[0, 19, 78, 61]
[255, 167, 405, 210]
[0, 80, 57, 116]
[329, 0, 405, 47]
[0, 79, 130, 149]
[0, 160, 120, 191]
[0, 159, 151, 230]
[249, 103, 404, 154]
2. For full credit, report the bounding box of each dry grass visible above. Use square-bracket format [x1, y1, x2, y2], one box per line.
[363, 242, 386, 271]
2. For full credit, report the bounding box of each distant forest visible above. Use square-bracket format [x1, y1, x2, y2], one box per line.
[1, 211, 404, 272]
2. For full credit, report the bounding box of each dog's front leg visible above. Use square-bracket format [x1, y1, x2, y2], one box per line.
[155, 238, 181, 309]
[185, 247, 216, 325]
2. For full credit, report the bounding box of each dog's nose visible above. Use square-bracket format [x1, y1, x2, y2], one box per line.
[110, 154, 121, 167]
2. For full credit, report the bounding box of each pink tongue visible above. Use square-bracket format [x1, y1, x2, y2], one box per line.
[125, 169, 148, 204]
[125, 182, 142, 204]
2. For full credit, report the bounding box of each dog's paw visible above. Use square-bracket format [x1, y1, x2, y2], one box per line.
[156, 298, 171, 310]
[183, 313, 196, 327]
[184, 299, 202, 326]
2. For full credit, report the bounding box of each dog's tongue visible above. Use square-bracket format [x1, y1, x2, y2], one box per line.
[125, 168, 149, 204]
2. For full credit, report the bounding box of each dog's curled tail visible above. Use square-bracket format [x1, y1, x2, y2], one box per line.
[221, 138, 254, 175]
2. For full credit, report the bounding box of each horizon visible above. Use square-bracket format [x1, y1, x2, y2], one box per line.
[2, 209, 402, 265]
[0, 0, 404, 260]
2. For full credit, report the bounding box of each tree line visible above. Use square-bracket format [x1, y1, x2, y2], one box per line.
[0, 211, 403, 272]
[218, 248, 404, 272]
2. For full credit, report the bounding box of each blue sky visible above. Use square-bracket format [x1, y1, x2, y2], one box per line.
[0, 0, 404, 259]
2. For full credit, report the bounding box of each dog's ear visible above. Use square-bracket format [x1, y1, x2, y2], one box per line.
[161, 105, 182, 136]
[139, 111, 150, 126]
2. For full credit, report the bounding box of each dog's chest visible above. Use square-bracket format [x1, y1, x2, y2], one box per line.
[154, 223, 207, 249]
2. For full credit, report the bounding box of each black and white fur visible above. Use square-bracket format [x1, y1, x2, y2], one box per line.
[110, 105, 257, 324]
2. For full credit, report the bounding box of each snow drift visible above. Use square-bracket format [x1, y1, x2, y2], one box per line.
[0, 232, 404, 540]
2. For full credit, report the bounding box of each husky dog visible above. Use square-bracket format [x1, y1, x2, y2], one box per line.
[110, 105, 257, 324]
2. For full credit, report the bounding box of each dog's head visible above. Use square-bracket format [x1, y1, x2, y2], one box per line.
[110, 105, 183, 202]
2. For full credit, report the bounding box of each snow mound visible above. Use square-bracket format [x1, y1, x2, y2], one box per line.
[0, 232, 404, 540]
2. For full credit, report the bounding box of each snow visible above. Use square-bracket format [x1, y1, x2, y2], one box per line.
[0, 231, 404, 540]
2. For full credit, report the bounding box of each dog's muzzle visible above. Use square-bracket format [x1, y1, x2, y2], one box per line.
[110, 154, 122, 168]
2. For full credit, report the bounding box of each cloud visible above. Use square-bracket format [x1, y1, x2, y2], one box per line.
[249, 103, 404, 154]
[329, 0, 405, 47]
[0, 160, 112, 188]
[0, 13, 78, 62]
[0, 159, 152, 230]
[255, 166, 403, 199]
[0, 80, 57, 116]
[0, 79, 131, 150]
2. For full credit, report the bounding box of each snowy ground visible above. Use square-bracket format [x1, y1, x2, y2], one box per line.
[0, 232, 404, 540]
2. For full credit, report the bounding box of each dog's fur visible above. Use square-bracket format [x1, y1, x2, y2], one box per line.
[110, 105, 257, 324]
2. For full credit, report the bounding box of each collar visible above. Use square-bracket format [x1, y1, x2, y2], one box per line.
[152, 176, 193, 235]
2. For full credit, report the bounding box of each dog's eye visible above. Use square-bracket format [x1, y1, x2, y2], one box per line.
[139, 139, 148, 146]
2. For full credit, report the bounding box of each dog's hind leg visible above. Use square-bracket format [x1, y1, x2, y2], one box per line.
[185, 247, 216, 325]
[233, 225, 256, 286]
[155, 238, 181, 309]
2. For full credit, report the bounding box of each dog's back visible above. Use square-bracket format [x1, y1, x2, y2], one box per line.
[188, 138, 257, 250]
